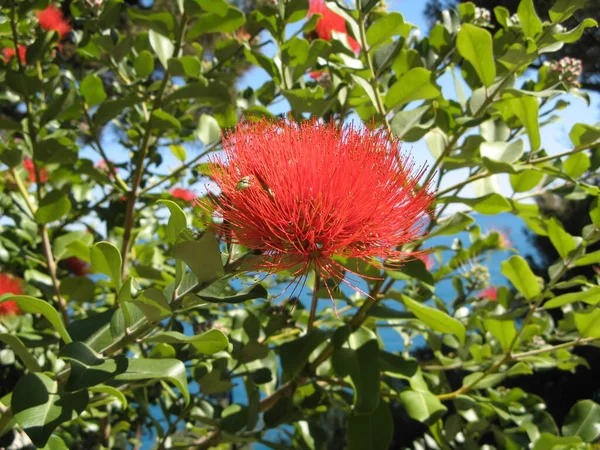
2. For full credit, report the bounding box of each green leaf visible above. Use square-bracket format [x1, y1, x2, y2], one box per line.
[590, 197, 600, 227]
[562, 400, 600, 442]
[195, 277, 268, 304]
[457, 24, 496, 87]
[80, 74, 106, 107]
[283, 87, 329, 115]
[429, 212, 474, 237]
[402, 296, 466, 345]
[347, 400, 393, 450]
[220, 404, 249, 433]
[533, 433, 583, 450]
[41, 435, 69, 450]
[12, 373, 88, 447]
[553, 18, 597, 43]
[575, 250, 600, 267]
[445, 194, 512, 215]
[90, 241, 123, 291]
[462, 371, 506, 389]
[131, 288, 171, 322]
[544, 287, 600, 309]
[89, 385, 128, 409]
[484, 318, 517, 351]
[499, 96, 540, 151]
[173, 232, 224, 283]
[35, 191, 72, 224]
[158, 199, 187, 245]
[547, 217, 578, 259]
[510, 169, 544, 192]
[151, 109, 182, 132]
[197, 114, 221, 146]
[569, 123, 600, 147]
[115, 358, 189, 405]
[332, 329, 380, 414]
[480, 140, 524, 163]
[385, 68, 440, 109]
[517, 0, 542, 38]
[366, 12, 411, 48]
[563, 152, 590, 178]
[573, 309, 600, 338]
[187, 6, 245, 38]
[390, 104, 433, 141]
[0, 333, 42, 372]
[398, 389, 447, 425]
[144, 329, 228, 355]
[549, 0, 586, 22]
[93, 96, 142, 126]
[0, 296, 71, 343]
[501, 255, 541, 300]
[134, 50, 155, 78]
[149, 29, 174, 68]
[170, 144, 186, 162]
[279, 329, 329, 382]
[168, 56, 202, 79]
[59, 277, 96, 303]
[59, 342, 128, 391]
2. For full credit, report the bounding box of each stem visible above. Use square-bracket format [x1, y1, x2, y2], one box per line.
[436, 231, 593, 400]
[10, 4, 69, 324]
[121, 15, 188, 278]
[307, 272, 320, 332]
[357, 7, 391, 133]
[138, 142, 220, 196]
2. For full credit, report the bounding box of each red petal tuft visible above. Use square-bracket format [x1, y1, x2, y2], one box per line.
[308, 0, 361, 53]
[200, 120, 434, 294]
[23, 158, 49, 183]
[0, 274, 24, 316]
[36, 5, 72, 38]
[171, 188, 197, 203]
[478, 287, 498, 301]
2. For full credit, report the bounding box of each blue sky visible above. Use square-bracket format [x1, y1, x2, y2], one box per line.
[92, 1, 599, 216]
[233, 1, 600, 212]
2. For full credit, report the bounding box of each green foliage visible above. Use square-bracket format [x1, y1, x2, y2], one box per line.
[0, 0, 598, 448]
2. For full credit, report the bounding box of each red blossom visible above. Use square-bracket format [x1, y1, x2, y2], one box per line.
[23, 158, 49, 183]
[308, 0, 361, 53]
[64, 257, 89, 276]
[36, 5, 72, 38]
[478, 287, 498, 301]
[201, 120, 434, 296]
[0, 274, 24, 316]
[171, 188, 197, 203]
[2, 45, 27, 64]
[95, 159, 115, 178]
[418, 254, 435, 271]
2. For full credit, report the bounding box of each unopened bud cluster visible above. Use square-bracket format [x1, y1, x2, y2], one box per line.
[548, 57, 583, 86]
[464, 264, 491, 292]
[509, 13, 520, 26]
[473, 7, 492, 28]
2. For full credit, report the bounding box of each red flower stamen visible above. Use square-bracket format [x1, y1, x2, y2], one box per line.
[200, 120, 434, 297]
[2, 45, 27, 64]
[478, 287, 498, 301]
[23, 158, 49, 183]
[171, 188, 197, 203]
[36, 5, 72, 38]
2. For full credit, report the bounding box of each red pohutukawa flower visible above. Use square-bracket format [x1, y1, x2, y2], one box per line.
[308, 0, 361, 53]
[478, 287, 498, 301]
[23, 158, 49, 183]
[2, 45, 27, 64]
[201, 120, 434, 296]
[171, 188, 197, 203]
[36, 5, 72, 38]
[64, 257, 89, 276]
[0, 274, 24, 316]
